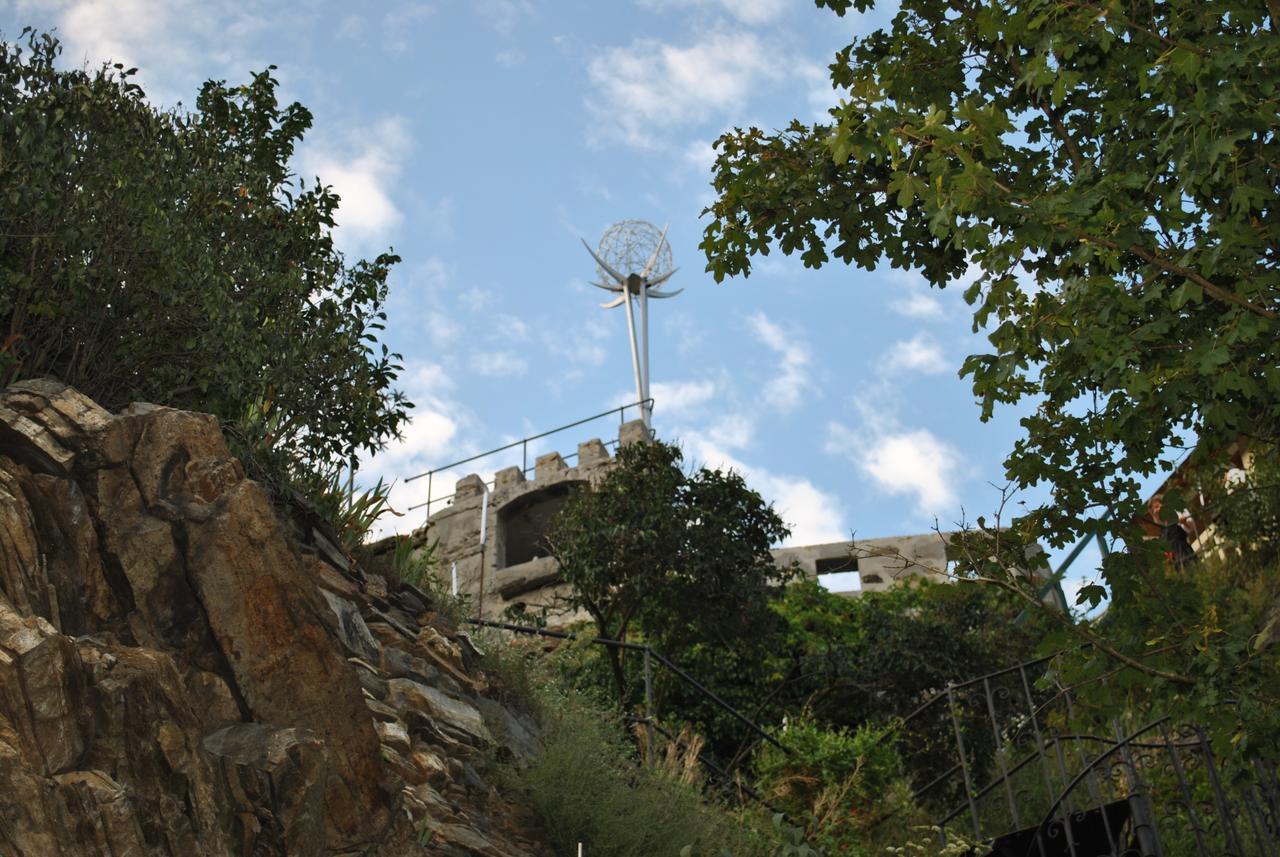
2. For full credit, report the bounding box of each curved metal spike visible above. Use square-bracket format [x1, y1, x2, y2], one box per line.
[581, 238, 625, 283]
[646, 287, 684, 299]
[590, 280, 623, 293]
[599, 294, 627, 309]
[643, 267, 679, 289]
[640, 223, 669, 278]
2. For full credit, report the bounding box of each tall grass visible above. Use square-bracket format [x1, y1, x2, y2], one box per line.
[494, 642, 781, 857]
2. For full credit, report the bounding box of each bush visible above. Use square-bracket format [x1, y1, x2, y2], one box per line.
[756, 717, 919, 855]
[497, 638, 782, 857]
[548, 440, 791, 700]
[0, 31, 410, 481]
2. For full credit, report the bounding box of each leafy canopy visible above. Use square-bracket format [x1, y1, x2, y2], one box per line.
[0, 31, 410, 475]
[547, 440, 792, 695]
[701, 0, 1280, 550]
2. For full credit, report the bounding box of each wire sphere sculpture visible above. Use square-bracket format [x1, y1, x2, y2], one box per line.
[595, 219, 673, 283]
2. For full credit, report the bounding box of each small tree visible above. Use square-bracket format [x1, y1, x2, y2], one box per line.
[0, 31, 410, 478]
[548, 440, 792, 698]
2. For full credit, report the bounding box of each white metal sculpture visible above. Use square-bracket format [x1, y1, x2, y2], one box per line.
[582, 220, 681, 428]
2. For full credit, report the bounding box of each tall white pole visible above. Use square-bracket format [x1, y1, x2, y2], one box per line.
[639, 276, 651, 426]
[621, 276, 647, 427]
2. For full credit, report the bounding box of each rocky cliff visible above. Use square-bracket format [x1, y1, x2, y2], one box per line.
[0, 380, 547, 856]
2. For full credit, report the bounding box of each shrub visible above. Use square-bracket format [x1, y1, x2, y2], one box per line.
[498, 639, 781, 857]
[0, 31, 410, 482]
[756, 717, 920, 855]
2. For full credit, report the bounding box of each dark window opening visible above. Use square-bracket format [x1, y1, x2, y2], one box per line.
[815, 555, 858, 575]
[815, 555, 862, 593]
[497, 482, 580, 568]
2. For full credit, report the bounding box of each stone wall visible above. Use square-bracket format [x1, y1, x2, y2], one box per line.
[414, 424, 1043, 622]
[417, 419, 650, 622]
[772, 532, 956, 595]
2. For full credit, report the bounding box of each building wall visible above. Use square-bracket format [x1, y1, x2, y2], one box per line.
[415, 423, 1051, 623]
[772, 533, 955, 595]
[416, 419, 649, 622]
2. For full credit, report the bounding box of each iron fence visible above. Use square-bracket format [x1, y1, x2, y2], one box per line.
[893, 656, 1280, 856]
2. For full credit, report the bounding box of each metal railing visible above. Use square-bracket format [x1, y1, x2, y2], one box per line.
[404, 399, 653, 516]
[883, 650, 1280, 856]
[465, 616, 794, 814]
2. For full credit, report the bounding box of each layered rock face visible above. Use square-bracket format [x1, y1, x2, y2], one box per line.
[0, 380, 545, 856]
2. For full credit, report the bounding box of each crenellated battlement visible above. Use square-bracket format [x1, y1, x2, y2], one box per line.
[413, 418, 651, 622]
[413, 418, 1056, 625]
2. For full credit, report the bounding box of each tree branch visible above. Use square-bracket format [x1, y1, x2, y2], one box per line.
[1094, 236, 1277, 320]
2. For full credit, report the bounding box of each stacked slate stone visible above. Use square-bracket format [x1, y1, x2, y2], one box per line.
[0, 379, 547, 857]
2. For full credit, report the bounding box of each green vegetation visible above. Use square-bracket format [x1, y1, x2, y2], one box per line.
[518, 569, 1049, 850]
[0, 31, 410, 483]
[700, 0, 1280, 781]
[476, 633, 798, 857]
[754, 718, 914, 855]
[960, 444, 1280, 761]
[7, 6, 1278, 853]
[702, 0, 1278, 551]
[506, 680, 777, 857]
[548, 440, 792, 697]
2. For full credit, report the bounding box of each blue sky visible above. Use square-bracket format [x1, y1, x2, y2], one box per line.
[3, 0, 1118, 602]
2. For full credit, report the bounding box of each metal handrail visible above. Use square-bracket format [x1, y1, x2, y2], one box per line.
[465, 617, 791, 755]
[407, 437, 622, 514]
[402, 398, 651, 521]
[404, 399, 652, 484]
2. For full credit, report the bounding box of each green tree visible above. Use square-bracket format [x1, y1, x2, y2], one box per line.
[547, 440, 792, 698]
[0, 31, 410, 477]
[701, 0, 1279, 552]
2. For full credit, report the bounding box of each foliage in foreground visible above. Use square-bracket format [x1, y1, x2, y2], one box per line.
[496, 648, 786, 857]
[950, 445, 1280, 764]
[697, 0, 1280, 801]
[754, 717, 917, 855]
[701, 0, 1279, 553]
[548, 440, 792, 697]
[0, 31, 411, 480]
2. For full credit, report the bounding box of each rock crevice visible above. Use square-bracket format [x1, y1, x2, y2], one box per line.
[0, 380, 547, 856]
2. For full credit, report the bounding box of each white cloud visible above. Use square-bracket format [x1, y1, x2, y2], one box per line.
[884, 333, 948, 375]
[545, 316, 609, 374]
[37, 0, 269, 106]
[335, 14, 366, 40]
[473, 0, 534, 34]
[683, 138, 719, 178]
[298, 117, 411, 249]
[424, 310, 462, 347]
[417, 195, 455, 243]
[796, 58, 842, 120]
[460, 288, 495, 313]
[747, 313, 814, 412]
[585, 31, 783, 148]
[614, 378, 718, 419]
[495, 49, 526, 67]
[680, 425, 846, 546]
[890, 289, 945, 319]
[491, 313, 531, 342]
[652, 379, 717, 415]
[383, 3, 434, 29]
[360, 360, 474, 539]
[637, 0, 791, 25]
[470, 350, 528, 378]
[827, 422, 963, 518]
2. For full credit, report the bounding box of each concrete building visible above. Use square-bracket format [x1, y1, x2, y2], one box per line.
[411, 421, 998, 623]
[772, 532, 956, 595]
